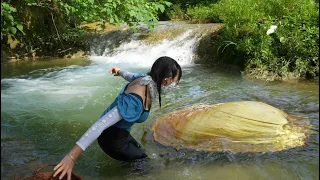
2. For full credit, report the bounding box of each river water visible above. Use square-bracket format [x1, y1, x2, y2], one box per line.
[1, 23, 319, 179]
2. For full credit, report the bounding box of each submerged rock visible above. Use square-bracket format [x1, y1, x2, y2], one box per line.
[152, 101, 310, 153]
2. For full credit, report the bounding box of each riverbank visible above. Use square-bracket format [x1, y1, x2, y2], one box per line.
[1, 20, 318, 82]
[2, 21, 223, 62]
[165, 0, 319, 81]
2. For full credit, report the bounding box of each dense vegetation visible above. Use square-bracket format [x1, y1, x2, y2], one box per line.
[1, 0, 319, 80]
[166, 0, 319, 80]
[1, 0, 171, 59]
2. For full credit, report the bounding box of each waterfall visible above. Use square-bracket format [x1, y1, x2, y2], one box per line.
[88, 22, 202, 67]
[1, 22, 209, 117]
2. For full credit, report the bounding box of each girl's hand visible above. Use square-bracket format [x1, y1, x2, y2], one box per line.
[109, 67, 121, 76]
[53, 154, 75, 180]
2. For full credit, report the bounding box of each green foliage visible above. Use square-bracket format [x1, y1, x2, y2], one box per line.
[166, 4, 186, 20]
[166, 0, 217, 8]
[164, 0, 219, 20]
[1, 2, 25, 39]
[190, 0, 319, 79]
[22, 0, 171, 30]
[1, 0, 171, 40]
[187, 4, 222, 23]
[1, 0, 171, 58]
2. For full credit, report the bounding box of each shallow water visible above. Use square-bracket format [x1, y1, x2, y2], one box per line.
[1, 57, 318, 179]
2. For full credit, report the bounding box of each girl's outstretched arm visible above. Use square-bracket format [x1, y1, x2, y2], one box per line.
[110, 67, 135, 82]
[53, 106, 122, 180]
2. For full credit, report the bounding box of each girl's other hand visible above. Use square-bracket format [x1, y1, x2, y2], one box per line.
[109, 67, 121, 76]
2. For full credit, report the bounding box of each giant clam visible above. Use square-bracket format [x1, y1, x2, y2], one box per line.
[152, 101, 310, 153]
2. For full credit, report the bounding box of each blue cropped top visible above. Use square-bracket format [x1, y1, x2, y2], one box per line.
[100, 73, 150, 132]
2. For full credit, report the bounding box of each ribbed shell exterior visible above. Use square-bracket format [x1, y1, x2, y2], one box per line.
[152, 101, 309, 153]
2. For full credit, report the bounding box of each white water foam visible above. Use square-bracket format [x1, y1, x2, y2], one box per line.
[1, 27, 200, 117]
[89, 29, 199, 68]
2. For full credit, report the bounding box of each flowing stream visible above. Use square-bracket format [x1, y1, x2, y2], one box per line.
[1, 22, 319, 179]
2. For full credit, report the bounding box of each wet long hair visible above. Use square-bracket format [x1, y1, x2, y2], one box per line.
[147, 56, 182, 108]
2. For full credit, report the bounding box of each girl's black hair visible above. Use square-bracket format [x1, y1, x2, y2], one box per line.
[147, 56, 182, 108]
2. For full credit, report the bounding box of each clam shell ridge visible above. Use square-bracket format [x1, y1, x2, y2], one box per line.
[152, 101, 309, 153]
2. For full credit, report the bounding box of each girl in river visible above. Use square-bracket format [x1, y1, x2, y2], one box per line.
[53, 56, 182, 179]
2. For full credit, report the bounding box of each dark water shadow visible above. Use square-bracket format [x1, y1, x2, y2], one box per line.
[88, 27, 150, 56]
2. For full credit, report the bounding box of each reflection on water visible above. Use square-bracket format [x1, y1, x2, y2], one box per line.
[1, 58, 319, 179]
[1, 58, 91, 79]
